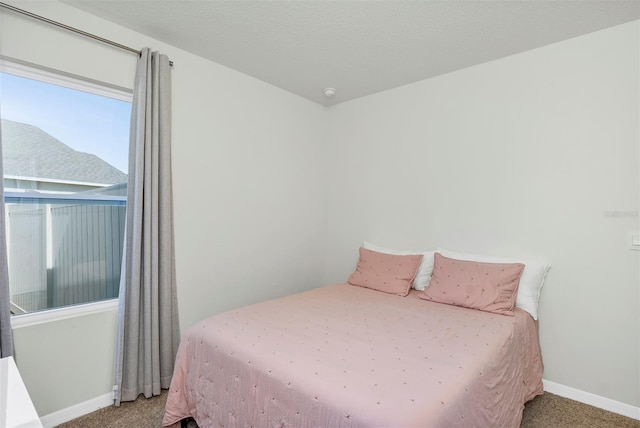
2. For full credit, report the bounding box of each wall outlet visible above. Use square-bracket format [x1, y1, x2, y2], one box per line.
[628, 231, 640, 251]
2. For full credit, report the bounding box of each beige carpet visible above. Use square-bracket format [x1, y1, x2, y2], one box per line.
[57, 391, 639, 428]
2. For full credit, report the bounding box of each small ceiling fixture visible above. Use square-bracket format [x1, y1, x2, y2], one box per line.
[323, 87, 336, 98]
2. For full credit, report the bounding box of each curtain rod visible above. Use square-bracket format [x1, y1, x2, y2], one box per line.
[0, 2, 173, 66]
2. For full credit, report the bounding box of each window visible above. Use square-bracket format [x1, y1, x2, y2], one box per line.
[0, 61, 132, 315]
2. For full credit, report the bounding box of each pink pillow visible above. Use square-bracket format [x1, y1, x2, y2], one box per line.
[348, 247, 423, 296]
[419, 253, 525, 316]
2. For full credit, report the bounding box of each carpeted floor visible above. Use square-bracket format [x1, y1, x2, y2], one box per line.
[520, 394, 639, 428]
[57, 391, 640, 428]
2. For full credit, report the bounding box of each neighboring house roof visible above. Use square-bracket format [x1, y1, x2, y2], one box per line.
[1, 119, 127, 185]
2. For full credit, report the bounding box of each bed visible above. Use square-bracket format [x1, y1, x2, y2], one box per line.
[163, 274, 544, 427]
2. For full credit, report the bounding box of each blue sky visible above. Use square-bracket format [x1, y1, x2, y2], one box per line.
[0, 72, 131, 174]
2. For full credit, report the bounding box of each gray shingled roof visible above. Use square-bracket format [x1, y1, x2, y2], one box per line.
[1, 119, 127, 185]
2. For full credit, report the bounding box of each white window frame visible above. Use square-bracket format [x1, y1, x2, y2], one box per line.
[1, 58, 132, 326]
[0, 58, 132, 102]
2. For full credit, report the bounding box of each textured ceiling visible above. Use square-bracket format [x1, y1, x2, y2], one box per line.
[62, 1, 640, 106]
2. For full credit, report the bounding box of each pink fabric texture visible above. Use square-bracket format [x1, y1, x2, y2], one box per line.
[163, 284, 543, 427]
[420, 252, 525, 316]
[347, 247, 423, 296]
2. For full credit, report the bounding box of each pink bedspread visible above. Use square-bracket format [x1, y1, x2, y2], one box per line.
[164, 283, 543, 427]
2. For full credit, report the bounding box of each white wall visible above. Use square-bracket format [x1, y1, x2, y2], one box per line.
[323, 21, 640, 407]
[13, 310, 118, 417]
[1, 0, 326, 417]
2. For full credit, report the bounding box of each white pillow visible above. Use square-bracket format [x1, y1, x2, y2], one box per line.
[437, 248, 551, 320]
[363, 242, 435, 291]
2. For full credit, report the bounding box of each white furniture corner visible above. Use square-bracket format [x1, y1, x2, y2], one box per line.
[0, 356, 43, 428]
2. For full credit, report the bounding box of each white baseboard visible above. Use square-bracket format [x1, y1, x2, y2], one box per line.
[39, 392, 113, 428]
[38, 380, 640, 426]
[543, 379, 640, 421]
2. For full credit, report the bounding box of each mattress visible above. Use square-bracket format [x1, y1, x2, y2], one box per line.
[163, 283, 543, 427]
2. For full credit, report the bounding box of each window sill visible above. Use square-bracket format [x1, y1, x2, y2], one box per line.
[11, 299, 118, 329]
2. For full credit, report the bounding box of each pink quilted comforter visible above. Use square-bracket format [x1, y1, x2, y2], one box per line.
[164, 283, 543, 427]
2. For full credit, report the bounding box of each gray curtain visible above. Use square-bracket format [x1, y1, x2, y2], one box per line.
[0, 120, 14, 358]
[114, 48, 180, 405]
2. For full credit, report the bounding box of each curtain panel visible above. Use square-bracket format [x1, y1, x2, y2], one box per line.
[114, 48, 180, 405]
[0, 119, 14, 358]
